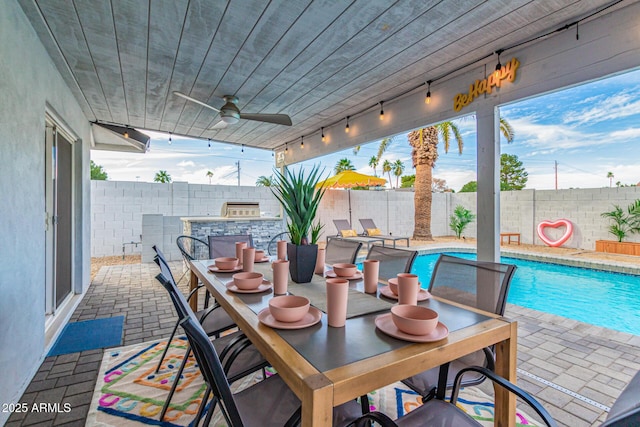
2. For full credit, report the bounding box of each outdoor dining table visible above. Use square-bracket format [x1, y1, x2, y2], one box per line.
[188, 259, 518, 427]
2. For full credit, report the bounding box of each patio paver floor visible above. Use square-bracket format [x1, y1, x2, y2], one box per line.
[6, 248, 640, 427]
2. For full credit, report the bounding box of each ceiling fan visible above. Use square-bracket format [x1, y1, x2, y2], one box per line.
[173, 91, 292, 129]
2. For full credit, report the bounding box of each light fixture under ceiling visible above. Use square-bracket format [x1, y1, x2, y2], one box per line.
[345, 116, 350, 133]
[425, 81, 432, 105]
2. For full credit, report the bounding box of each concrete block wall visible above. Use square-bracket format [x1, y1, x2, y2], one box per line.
[141, 215, 184, 263]
[91, 181, 282, 257]
[92, 182, 640, 257]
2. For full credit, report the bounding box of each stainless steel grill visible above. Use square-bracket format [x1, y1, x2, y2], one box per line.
[220, 202, 260, 218]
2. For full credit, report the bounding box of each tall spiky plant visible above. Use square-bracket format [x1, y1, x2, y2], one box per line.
[271, 165, 326, 245]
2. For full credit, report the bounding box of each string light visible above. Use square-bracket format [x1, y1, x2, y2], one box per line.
[345, 116, 350, 133]
[123, 129, 129, 138]
[272, 149, 274, 157]
[300, 136, 304, 148]
[241, 144, 244, 153]
[168, 133, 172, 145]
[285, 143, 288, 152]
[321, 127, 326, 142]
[208, 138, 211, 149]
[379, 101, 384, 120]
[425, 80, 432, 105]
[494, 49, 503, 78]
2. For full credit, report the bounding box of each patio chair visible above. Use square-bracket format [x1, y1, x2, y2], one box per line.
[401, 254, 517, 399]
[325, 238, 363, 266]
[365, 245, 418, 281]
[359, 218, 410, 248]
[179, 310, 367, 427]
[346, 365, 558, 427]
[267, 231, 290, 256]
[154, 252, 268, 422]
[208, 234, 254, 259]
[330, 219, 385, 250]
[176, 235, 212, 305]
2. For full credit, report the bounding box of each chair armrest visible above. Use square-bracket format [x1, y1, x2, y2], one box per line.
[196, 302, 222, 324]
[186, 284, 205, 301]
[451, 366, 558, 427]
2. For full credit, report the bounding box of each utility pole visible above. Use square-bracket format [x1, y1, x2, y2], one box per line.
[554, 160, 558, 190]
[236, 161, 240, 186]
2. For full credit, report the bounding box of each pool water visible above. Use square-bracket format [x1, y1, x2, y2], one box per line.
[410, 252, 640, 336]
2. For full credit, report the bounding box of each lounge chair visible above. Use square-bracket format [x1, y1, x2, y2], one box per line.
[359, 218, 410, 248]
[328, 219, 385, 250]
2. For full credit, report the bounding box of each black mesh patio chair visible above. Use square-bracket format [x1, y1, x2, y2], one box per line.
[180, 311, 367, 427]
[325, 238, 363, 266]
[346, 366, 557, 427]
[153, 250, 268, 422]
[208, 234, 254, 259]
[401, 254, 517, 399]
[365, 246, 418, 281]
[359, 218, 410, 248]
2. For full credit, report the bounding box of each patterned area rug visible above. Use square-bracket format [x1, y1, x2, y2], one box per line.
[87, 338, 541, 426]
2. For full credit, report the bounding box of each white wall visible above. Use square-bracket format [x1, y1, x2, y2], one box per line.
[0, 2, 92, 423]
[91, 181, 282, 256]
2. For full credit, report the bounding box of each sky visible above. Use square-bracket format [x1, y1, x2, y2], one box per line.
[92, 68, 640, 191]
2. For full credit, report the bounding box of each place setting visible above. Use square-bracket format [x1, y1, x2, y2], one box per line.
[325, 263, 363, 280]
[258, 295, 322, 329]
[207, 257, 243, 273]
[380, 276, 431, 301]
[375, 305, 449, 343]
[225, 271, 273, 293]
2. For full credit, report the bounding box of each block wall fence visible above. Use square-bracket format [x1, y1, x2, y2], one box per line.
[91, 180, 640, 259]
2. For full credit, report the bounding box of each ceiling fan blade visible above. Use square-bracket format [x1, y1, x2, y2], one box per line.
[210, 120, 228, 130]
[173, 91, 221, 113]
[239, 113, 292, 126]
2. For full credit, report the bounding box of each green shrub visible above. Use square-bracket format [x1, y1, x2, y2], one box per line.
[449, 205, 476, 239]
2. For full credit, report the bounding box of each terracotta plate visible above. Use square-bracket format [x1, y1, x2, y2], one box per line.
[379, 286, 430, 301]
[375, 313, 448, 343]
[258, 306, 322, 329]
[208, 265, 243, 273]
[325, 270, 363, 280]
[225, 280, 273, 294]
[254, 256, 271, 263]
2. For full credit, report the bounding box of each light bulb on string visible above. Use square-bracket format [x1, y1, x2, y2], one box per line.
[379, 101, 384, 120]
[208, 138, 211, 149]
[241, 144, 244, 153]
[300, 136, 304, 148]
[168, 133, 172, 145]
[345, 116, 350, 133]
[321, 127, 326, 142]
[425, 81, 432, 105]
[494, 49, 503, 78]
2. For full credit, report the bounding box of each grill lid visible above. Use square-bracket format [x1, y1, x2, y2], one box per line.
[221, 202, 260, 218]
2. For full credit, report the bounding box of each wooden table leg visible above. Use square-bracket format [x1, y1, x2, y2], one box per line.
[494, 321, 517, 427]
[301, 374, 333, 427]
[189, 269, 198, 312]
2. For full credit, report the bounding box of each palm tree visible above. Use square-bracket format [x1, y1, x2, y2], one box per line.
[369, 156, 379, 176]
[154, 170, 172, 183]
[393, 159, 405, 189]
[607, 171, 614, 188]
[256, 175, 274, 187]
[206, 170, 214, 185]
[382, 160, 393, 187]
[408, 118, 514, 240]
[334, 158, 355, 174]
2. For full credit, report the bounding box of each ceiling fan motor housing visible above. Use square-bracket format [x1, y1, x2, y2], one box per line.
[220, 96, 241, 124]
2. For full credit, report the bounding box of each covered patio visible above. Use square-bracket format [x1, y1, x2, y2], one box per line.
[3, 0, 640, 425]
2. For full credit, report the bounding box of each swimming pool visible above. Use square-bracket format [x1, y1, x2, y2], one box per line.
[410, 252, 640, 336]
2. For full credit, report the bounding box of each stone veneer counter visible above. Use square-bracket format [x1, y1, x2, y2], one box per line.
[181, 216, 285, 251]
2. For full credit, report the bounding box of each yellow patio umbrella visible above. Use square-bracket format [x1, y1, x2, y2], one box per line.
[316, 170, 387, 225]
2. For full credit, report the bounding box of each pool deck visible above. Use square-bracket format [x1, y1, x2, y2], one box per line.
[7, 244, 640, 427]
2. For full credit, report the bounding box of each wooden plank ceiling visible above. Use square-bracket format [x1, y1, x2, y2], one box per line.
[20, 0, 623, 151]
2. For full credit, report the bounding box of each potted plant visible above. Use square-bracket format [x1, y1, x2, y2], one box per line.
[271, 165, 326, 282]
[449, 204, 476, 239]
[596, 200, 640, 255]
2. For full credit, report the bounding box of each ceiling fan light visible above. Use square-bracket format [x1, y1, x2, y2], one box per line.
[221, 115, 239, 124]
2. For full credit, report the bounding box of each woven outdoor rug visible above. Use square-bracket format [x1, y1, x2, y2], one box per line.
[87, 338, 541, 426]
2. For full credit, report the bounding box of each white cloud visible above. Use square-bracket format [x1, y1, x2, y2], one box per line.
[563, 90, 640, 125]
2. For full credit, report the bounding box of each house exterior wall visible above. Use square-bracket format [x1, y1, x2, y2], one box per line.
[0, 2, 92, 423]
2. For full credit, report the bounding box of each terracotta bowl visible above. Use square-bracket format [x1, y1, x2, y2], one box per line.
[232, 272, 264, 290]
[387, 278, 399, 295]
[332, 263, 357, 277]
[390, 305, 439, 336]
[269, 295, 310, 322]
[214, 257, 238, 270]
[254, 249, 265, 261]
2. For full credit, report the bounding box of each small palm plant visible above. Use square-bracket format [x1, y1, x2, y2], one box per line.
[449, 205, 476, 239]
[271, 165, 326, 245]
[601, 200, 640, 242]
